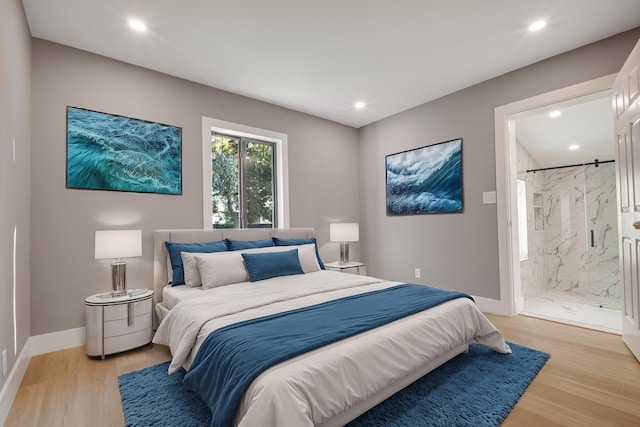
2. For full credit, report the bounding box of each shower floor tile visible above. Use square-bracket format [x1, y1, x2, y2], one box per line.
[522, 290, 621, 334]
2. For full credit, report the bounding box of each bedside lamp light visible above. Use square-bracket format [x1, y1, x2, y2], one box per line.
[330, 223, 359, 265]
[95, 230, 142, 296]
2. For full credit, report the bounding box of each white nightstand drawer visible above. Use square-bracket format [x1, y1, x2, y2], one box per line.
[104, 314, 152, 338]
[103, 299, 151, 321]
[324, 262, 366, 276]
[338, 266, 366, 275]
[104, 329, 152, 355]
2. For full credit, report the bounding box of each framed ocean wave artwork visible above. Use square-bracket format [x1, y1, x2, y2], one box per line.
[66, 106, 182, 195]
[386, 138, 463, 215]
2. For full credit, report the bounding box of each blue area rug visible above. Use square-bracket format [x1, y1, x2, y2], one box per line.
[118, 341, 548, 427]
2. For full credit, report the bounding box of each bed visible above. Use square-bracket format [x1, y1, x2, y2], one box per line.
[151, 228, 511, 427]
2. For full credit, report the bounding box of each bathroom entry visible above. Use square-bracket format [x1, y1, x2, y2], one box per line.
[511, 89, 621, 333]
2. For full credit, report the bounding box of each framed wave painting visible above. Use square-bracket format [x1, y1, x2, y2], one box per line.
[66, 106, 182, 195]
[386, 138, 463, 215]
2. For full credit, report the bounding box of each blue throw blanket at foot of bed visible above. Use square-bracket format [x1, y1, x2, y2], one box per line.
[183, 283, 472, 427]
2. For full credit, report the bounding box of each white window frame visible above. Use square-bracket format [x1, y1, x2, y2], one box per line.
[202, 117, 290, 229]
[516, 179, 528, 262]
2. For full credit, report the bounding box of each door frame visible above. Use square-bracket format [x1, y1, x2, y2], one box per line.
[493, 74, 616, 316]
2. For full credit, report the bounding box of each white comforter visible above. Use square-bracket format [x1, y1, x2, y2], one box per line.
[153, 271, 511, 426]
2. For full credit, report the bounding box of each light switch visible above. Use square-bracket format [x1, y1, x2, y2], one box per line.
[483, 191, 497, 204]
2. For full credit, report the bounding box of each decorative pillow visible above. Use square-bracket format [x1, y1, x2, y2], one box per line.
[165, 240, 227, 286]
[225, 238, 274, 251]
[195, 251, 249, 289]
[243, 244, 320, 273]
[181, 252, 204, 287]
[241, 249, 305, 282]
[272, 237, 325, 269]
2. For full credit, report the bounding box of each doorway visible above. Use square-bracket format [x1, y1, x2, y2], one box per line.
[511, 90, 621, 333]
[496, 75, 621, 333]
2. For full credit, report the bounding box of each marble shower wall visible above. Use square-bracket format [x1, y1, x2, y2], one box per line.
[516, 142, 546, 299]
[541, 166, 588, 293]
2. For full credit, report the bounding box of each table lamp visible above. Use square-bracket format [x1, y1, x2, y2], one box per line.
[330, 223, 359, 264]
[95, 230, 142, 296]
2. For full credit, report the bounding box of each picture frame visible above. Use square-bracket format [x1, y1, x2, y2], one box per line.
[385, 138, 463, 215]
[66, 106, 182, 195]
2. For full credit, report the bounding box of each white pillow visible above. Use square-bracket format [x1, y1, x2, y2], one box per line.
[195, 251, 248, 289]
[242, 244, 321, 273]
[181, 252, 203, 287]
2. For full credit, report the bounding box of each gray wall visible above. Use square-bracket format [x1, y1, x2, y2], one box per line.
[30, 40, 360, 335]
[358, 28, 640, 299]
[0, 0, 31, 386]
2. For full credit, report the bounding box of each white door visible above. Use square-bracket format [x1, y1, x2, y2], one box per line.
[613, 38, 640, 361]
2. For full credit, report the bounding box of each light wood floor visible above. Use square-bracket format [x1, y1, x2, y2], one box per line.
[4, 315, 640, 427]
[4, 343, 171, 427]
[487, 314, 640, 427]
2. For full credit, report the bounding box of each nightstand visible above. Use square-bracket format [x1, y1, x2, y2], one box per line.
[85, 289, 153, 359]
[324, 261, 367, 276]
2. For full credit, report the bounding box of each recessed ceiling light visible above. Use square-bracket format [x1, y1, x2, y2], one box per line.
[129, 19, 147, 32]
[529, 20, 546, 32]
[549, 110, 561, 118]
[355, 101, 366, 109]
[568, 144, 580, 150]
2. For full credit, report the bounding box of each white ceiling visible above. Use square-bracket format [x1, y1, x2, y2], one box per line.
[21, 0, 640, 128]
[514, 91, 615, 170]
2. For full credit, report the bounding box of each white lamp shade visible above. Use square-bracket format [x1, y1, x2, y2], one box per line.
[330, 223, 359, 242]
[95, 230, 142, 260]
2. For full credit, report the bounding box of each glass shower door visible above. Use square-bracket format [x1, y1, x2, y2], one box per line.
[584, 162, 620, 309]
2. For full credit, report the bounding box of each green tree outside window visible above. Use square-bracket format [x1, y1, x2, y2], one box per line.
[210, 134, 275, 228]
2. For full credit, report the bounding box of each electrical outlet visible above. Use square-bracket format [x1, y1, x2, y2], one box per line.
[414, 268, 421, 279]
[2, 349, 7, 377]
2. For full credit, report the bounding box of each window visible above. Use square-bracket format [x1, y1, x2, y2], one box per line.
[210, 133, 276, 228]
[516, 179, 529, 261]
[202, 117, 289, 229]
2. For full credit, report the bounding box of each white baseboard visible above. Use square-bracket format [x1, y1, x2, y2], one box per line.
[0, 342, 32, 426]
[29, 327, 86, 356]
[474, 295, 514, 316]
[0, 327, 86, 424]
[515, 296, 524, 313]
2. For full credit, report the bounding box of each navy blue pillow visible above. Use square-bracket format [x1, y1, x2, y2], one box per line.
[165, 240, 227, 286]
[241, 249, 305, 282]
[225, 238, 274, 251]
[272, 237, 325, 270]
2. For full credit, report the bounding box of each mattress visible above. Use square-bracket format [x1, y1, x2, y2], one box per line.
[153, 270, 510, 426]
[162, 284, 212, 310]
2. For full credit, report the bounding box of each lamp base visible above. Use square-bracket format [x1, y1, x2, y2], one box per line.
[339, 242, 350, 265]
[111, 261, 127, 292]
[109, 290, 129, 297]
